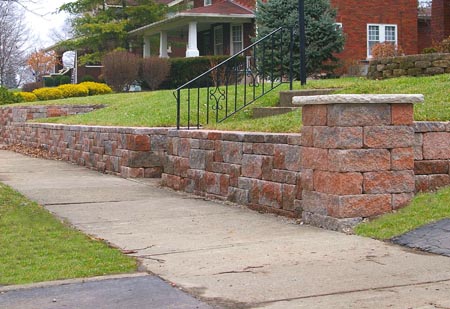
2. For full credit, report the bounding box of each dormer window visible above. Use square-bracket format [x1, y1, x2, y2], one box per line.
[204, 0, 212, 6]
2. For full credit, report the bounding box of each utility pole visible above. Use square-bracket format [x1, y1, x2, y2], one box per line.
[298, 0, 307, 85]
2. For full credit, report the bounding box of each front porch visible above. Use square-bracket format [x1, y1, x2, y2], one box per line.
[129, 1, 254, 58]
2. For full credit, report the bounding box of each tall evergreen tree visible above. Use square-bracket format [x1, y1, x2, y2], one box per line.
[255, 0, 344, 76]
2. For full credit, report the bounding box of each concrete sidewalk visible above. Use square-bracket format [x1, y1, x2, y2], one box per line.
[1, 150, 450, 308]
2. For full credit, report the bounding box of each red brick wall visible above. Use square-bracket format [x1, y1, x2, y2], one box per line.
[331, 0, 418, 62]
[418, 18, 432, 52]
[431, 0, 450, 43]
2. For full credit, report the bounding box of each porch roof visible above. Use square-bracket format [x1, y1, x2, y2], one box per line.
[129, 1, 255, 37]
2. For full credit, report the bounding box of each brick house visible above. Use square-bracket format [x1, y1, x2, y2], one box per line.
[130, 0, 450, 67]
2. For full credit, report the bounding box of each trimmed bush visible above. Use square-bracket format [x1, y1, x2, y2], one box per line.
[22, 82, 42, 93]
[43, 77, 55, 87]
[161, 56, 230, 89]
[60, 75, 71, 85]
[141, 57, 171, 90]
[33, 88, 64, 101]
[102, 51, 141, 92]
[0, 87, 23, 105]
[58, 84, 89, 98]
[79, 82, 113, 95]
[15, 92, 38, 102]
[80, 75, 95, 82]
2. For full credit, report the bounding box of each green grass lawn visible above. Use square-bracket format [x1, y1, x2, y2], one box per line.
[355, 187, 450, 240]
[6, 74, 448, 132]
[0, 183, 137, 285]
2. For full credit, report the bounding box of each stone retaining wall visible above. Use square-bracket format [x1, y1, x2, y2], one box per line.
[367, 53, 450, 79]
[0, 106, 168, 178]
[414, 121, 450, 192]
[162, 130, 303, 217]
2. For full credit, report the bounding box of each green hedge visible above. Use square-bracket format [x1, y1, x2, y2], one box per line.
[161, 55, 231, 89]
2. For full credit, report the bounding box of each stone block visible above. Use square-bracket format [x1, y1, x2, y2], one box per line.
[300, 126, 313, 147]
[327, 104, 391, 126]
[258, 181, 283, 208]
[178, 138, 191, 158]
[189, 149, 207, 170]
[161, 174, 183, 190]
[426, 67, 445, 75]
[301, 168, 313, 191]
[414, 160, 449, 175]
[415, 175, 430, 192]
[126, 134, 150, 151]
[301, 190, 333, 215]
[253, 143, 274, 155]
[282, 184, 297, 210]
[363, 171, 415, 194]
[228, 187, 249, 205]
[313, 171, 363, 195]
[328, 194, 392, 218]
[302, 105, 327, 126]
[391, 148, 414, 170]
[391, 104, 414, 125]
[241, 154, 263, 179]
[271, 169, 298, 184]
[127, 151, 163, 168]
[144, 167, 163, 178]
[221, 141, 243, 164]
[301, 147, 328, 170]
[428, 174, 450, 191]
[328, 149, 390, 172]
[423, 132, 450, 159]
[120, 167, 144, 178]
[364, 126, 414, 148]
[414, 133, 423, 160]
[392, 193, 414, 210]
[415, 60, 431, 68]
[313, 126, 363, 149]
[432, 60, 449, 67]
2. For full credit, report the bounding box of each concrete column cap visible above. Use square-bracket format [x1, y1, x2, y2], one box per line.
[293, 94, 424, 106]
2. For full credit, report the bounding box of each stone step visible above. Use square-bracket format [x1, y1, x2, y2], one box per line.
[252, 107, 299, 119]
[279, 89, 338, 107]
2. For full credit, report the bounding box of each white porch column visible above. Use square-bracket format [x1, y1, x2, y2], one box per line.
[186, 21, 200, 57]
[143, 36, 151, 58]
[159, 31, 169, 58]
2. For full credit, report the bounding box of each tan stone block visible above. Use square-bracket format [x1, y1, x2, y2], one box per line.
[328, 194, 392, 218]
[364, 171, 415, 194]
[391, 104, 414, 125]
[391, 148, 414, 170]
[328, 149, 390, 172]
[364, 126, 414, 148]
[313, 171, 363, 195]
[302, 105, 327, 126]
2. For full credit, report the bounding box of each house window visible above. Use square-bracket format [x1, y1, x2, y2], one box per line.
[367, 24, 397, 58]
[231, 25, 243, 55]
[204, 0, 211, 6]
[214, 25, 224, 55]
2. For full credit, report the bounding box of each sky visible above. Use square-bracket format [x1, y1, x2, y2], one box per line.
[24, 0, 70, 47]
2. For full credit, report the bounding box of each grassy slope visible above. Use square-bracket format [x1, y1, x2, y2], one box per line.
[9, 74, 448, 132]
[0, 183, 136, 285]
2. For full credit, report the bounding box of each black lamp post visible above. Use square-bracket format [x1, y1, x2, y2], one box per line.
[298, 0, 307, 85]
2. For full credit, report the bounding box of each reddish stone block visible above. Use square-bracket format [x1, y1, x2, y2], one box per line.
[415, 175, 431, 192]
[47, 107, 65, 118]
[258, 181, 283, 208]
[161, 173, 183, 190]
[302, 105, 327, 126]
[392, 104, 414, 125]
[328, 149, 390, 172]
[364, 126, 414, 148]
[242, 154, 263, 179]
[313, 171, 363, 195]
[144, 167, 163, 178]
[301, 168, 314, 191]
[364, 171, 415, 194]
[429, 174, 450, 191]
[273, 144, 288, 170]
[282, 184, 297, 210]
[207, 131, 223, 140]
[423, 132, 450, 159]
[414, 160, 449, 175]
[392, 193, 414, 210]
[391, 148, 414, 170]
[296, 174, 303, 199]
[328, 194, 392, 218]
[271, 169, 298, 184]
[126, 134, 150, 151]
[221, 141, 243, 164]
[178, 138, 191, 158]
[301, 147, 328, 170]
[327, 104, 391, 127]
[261, 156, 274, 181]
[253, 143, 274, 155]
[414, 133, 423, 160]
[300, 126, 313, 147]
[301, 190, 334, 215]
[220, 174, 230, 196]
[313, 126, 363, 149]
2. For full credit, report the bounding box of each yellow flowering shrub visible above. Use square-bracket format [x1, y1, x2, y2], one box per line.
[79, 82, 113, 95]
[15, 92, 37, 102]
[57, 84, 89, 98]
[33, 88, 64, 101]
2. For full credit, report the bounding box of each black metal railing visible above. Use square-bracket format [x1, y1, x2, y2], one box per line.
[174, 27, 295, 129]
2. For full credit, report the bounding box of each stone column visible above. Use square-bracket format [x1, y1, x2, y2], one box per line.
[186, 22, 200, 57]
[143, 36, 151, 58]
[293, 94, 424, 232]
[159, 31, 169, 58]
